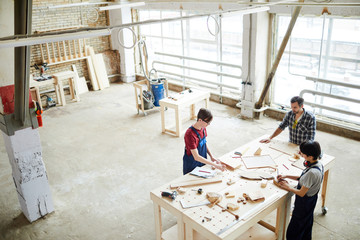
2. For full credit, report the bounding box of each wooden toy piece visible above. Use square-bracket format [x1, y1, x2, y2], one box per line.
[248, 191, 265, 202]
[176, 187, 186, 194]
[254, 147, 262, 156]
[227, 178, 235, 185]
[206, 192, 222, 208]
[227, 203, 239, 211]
[225, 191, 235, 198]
[260, 179, 268, 188]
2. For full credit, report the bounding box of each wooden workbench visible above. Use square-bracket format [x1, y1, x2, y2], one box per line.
[159, 89, 210, 137]
[150, 136, 335, 240]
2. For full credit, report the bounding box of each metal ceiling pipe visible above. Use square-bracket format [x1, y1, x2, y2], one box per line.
[255, 0, 303, 109]
[14, 0, 32, 126]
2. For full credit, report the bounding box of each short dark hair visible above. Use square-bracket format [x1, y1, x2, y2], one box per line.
[197, 108, 213, 123]
[291, 96, 304, 106]
[300, 141, 322, 160]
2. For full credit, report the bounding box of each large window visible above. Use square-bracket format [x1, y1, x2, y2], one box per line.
[137, 10, 243, 100]
[273, 15, 360, 125]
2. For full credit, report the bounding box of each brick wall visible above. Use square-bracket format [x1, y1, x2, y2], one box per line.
[30, 0, 120, 96]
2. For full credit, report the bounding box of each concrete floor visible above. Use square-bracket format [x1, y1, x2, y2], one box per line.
[0, 82, 359, 240]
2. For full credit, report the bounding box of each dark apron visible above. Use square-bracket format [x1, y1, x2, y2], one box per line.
[182, 126, 207, 175]
[286, 165, 323, 240]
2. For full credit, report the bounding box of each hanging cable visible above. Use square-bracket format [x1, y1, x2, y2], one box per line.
[117, 27, 138, 49]
[207, 15, 220, 36]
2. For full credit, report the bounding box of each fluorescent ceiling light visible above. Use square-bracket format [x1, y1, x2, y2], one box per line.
[98, 2, 145, 11]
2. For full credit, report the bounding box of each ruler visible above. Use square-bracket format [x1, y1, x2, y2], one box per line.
[180, 199, 210, 209]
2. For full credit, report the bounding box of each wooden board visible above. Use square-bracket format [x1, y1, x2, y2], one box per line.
[170, 178, 222, 189]
[94, 54, 110, 89]
[268, 139, 298, 156]
[242, 155, 276, 169]
[291, 158, 306, 170]
[239, 171, 274, 180]
[77, 77, 89, 95]
[85, 56, 99, 90]
[219, 156, 242, 170]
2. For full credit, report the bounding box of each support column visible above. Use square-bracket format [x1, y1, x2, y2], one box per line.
[241, 11, 269, 119]
[109, 1, 136, 83]
[2, 127, 54, 222]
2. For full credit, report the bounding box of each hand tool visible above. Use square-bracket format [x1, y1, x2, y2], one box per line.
[216, 203, 239, 220]
[234, 151, 242, 156]
[180, 199, 210, 209]
[161, 191, 177, 200]
[192, 188, 203, 194]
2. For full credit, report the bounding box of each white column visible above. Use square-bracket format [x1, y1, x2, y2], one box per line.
[241, 11, 269, 118]
[2, 127, 54, 222]
[109, 2, 136, 83]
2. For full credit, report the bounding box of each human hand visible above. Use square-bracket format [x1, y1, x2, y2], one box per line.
[211, 157, 221, 165]
[260, 138, 271, 143]
[277, 175, 286, 182]
[279, 180, 290, 190]
[214, 162, 226, 172]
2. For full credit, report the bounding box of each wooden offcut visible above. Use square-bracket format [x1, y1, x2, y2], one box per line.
[170, 178, 222, 189]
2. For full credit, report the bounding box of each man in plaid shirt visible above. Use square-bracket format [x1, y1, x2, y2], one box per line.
[260, 96, 316, 145]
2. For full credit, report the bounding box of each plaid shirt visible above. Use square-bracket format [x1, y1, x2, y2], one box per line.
[279, 108, 316, 145]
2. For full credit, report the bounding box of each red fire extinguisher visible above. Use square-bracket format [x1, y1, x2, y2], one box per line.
[35, 101, 43, 127]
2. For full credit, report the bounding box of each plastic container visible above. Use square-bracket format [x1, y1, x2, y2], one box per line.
[150, 79, 165, 107]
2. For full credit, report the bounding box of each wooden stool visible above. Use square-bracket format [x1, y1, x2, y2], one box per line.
[52, 71, 80, 106]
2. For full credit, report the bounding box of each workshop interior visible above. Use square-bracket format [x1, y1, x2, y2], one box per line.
[0, 0, 359, 240]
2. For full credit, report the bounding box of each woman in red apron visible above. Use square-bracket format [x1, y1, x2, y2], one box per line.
[183, 108, 225, 175]
[277, 141, 323, 240]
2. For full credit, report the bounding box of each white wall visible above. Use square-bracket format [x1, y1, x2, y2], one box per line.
[0, 1, 14, 87]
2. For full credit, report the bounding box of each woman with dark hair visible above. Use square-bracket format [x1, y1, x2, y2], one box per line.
[277, 141, 324, 240]
[182, 108, 225, 175]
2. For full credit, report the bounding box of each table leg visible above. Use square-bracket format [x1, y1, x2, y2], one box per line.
[175, 107, 181, 137]
[58, 80, 66, 106]
[177, 219, 185, 240]
[153, 203, 162, 240]
[161, 104, 165, 133]
[321, 170, 330, 214]
[205, 97, 209, 108]
[275, 193, 292, 240]
[185, 223, 193, 240]
[190, 104, 196, 120]
[68, 78, 75, 100]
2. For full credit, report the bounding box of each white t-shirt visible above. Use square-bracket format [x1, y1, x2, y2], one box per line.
[299, 161, 324, 197]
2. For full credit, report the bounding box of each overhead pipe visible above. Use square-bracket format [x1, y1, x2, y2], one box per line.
[0, 5, 270, 48]
[255, 0, 304, 109]
[14, 0, 32, 126]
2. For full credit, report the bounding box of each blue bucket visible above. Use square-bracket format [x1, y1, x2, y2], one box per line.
[151, 79, 165, 107]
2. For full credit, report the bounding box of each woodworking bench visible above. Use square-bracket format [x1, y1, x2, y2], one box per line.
[150, 136, 335, 240]
[30, 71, 80, 107]
[159, 89, 210, 137]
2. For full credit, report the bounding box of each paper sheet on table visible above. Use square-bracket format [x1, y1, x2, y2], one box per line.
[190, 166, 216, 178]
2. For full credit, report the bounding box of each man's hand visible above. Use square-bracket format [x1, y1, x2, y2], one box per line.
[260, 137, 271, 143]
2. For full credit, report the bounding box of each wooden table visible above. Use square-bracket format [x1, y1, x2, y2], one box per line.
[159, 89, 210, 137]
[30, 71, 80, 107]
[150, 136, 335, 240]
